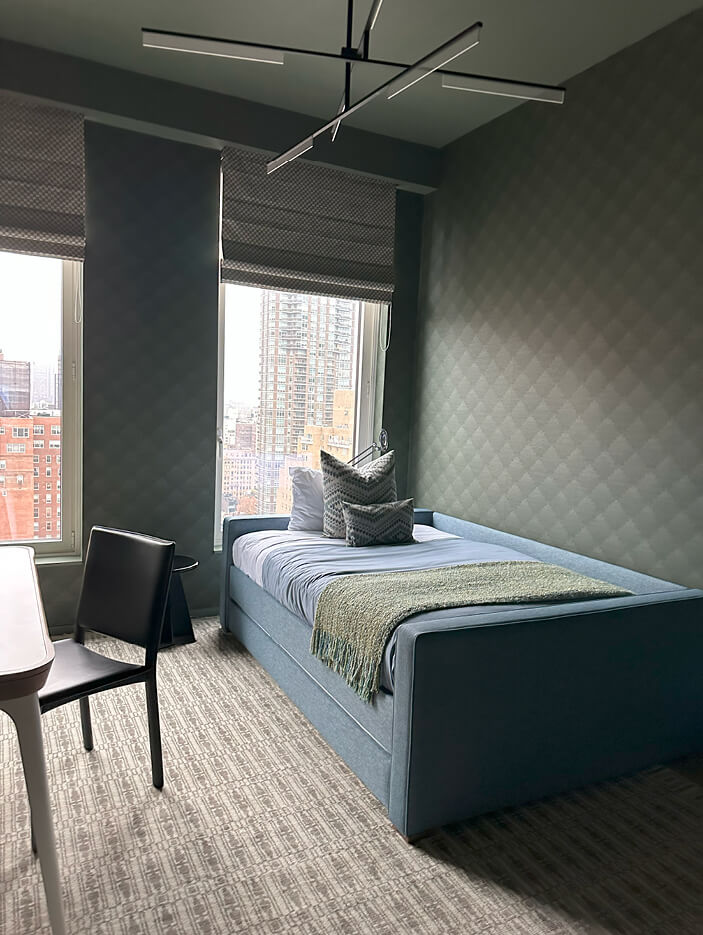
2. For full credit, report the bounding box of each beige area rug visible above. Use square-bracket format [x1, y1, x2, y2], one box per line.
[2, 618, 703, 935]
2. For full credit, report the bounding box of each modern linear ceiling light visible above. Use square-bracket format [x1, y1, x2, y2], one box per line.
[142, 29, 285, 64]
[441, 73, 566, 104]
[141, 1, 566, 175]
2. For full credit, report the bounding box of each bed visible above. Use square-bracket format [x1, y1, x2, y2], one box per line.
[220, 509, 703, 838]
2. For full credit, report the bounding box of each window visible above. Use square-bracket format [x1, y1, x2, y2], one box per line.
[0, 460, 5, 470]
[215, 285, 381, 544]
[0, 251, 82, 555]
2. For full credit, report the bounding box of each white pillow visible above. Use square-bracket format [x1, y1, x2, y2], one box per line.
[288, 467, 324, 531]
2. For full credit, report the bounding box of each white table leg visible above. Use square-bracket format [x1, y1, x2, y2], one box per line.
[2, 693, 66, 935]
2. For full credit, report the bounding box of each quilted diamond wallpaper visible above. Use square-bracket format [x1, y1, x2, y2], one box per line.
[411, 10, 703, 586]
[37, 123, 221, 630]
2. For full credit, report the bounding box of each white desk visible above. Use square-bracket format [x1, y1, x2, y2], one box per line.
[1, 546, 66, 935]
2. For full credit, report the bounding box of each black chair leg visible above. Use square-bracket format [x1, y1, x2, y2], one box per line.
[145, 674, 163, 789]
[79, 696, 94, 751]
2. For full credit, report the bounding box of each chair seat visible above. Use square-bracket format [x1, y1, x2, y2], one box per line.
[39, 639, 145, 710]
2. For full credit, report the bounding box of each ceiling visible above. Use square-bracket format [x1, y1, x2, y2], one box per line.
[1, 0, 700, 148]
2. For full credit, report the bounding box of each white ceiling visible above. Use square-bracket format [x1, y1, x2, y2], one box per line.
[2, 0, 700, 147]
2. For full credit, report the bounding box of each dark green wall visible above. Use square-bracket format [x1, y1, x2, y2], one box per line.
[382, 190, 424, 497]
[411, 11, 703, 586]
[38, 122, 221, 631]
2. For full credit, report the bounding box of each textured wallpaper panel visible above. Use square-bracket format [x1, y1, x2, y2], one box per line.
[412, 11, 703, 586]
[80, 123, 221, 615]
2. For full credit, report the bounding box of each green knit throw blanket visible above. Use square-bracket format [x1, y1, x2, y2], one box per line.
[311, 561, 632, 702]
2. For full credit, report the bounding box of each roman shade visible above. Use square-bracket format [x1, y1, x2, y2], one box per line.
[221, 147, 395, 301]
[0, 92, 85, 261]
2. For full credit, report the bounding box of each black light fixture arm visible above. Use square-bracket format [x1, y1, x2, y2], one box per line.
[140, 26, 565, 97]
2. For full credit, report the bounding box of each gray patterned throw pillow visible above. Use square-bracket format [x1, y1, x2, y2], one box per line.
[342, 499, 415, 547]
[320, 449, 397, 538]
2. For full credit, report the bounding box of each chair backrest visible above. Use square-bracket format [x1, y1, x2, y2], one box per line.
[76, 526, 175, 656]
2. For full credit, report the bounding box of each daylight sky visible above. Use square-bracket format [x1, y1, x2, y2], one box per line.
[0, 251, 62, 365]
[223, 283, 261, 407]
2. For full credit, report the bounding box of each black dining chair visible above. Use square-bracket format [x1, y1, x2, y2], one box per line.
[38, 526, 175, 792]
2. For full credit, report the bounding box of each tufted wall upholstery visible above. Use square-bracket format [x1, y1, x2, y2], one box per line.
[411, 10, 703, 587]
[38, 122, 221, 630]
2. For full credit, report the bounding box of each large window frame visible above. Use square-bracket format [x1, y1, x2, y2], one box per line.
[0, 255, 83, 559]
[214, 286, 383, 548]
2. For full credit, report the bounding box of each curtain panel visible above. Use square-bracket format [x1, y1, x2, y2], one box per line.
[221, 147, 395, 301]
[0, 92, 85, 261]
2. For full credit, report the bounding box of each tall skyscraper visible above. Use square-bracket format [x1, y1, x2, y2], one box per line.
[0, 351, 31, 414]
[256, 292, 357, 513]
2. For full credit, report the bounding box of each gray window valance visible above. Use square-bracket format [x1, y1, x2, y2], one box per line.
[221, 147, 395, 302]
[0, 92, 85, 261]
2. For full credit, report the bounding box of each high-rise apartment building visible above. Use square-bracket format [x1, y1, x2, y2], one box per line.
[256, 292, 357, 513]
[0, 413, 61, 542]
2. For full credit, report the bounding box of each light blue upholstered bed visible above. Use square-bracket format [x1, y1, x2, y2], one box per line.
[220, 509, 703, 838]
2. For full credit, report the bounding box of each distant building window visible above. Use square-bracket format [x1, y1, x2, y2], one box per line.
[12, 427, 29, 438]
[46, 468, 51, 477]
[34, 508, 39, 518]
[45, 494, 51, 503]
[34, 440, 44, 448]
[7, 443, 25, 453]
[45, 455, 51, 463]
[51, 425, 61, 435]
[33, 455, 39, 464]
[33, 425, 44, 435]
[0, 460, 5, 469]
[16, 475, 23, 486]
[49, 440, 60, 449]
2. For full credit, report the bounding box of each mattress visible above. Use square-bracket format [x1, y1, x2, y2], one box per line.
[232, 524, 540, 689]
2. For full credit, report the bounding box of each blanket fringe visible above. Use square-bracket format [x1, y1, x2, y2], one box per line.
[310, 629, 380, 703]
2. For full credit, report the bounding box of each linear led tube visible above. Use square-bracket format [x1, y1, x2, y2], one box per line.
[267, 137, 314, 174]
[369, 0, 385, 30]
[442, 73, 565, 104]
[387, 23, 481, 99]
[142, 30, 285, 64]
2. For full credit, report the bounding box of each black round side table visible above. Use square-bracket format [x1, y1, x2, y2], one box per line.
[160, 554, 198, 647]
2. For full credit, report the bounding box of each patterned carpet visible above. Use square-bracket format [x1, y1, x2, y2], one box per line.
[2, 618, 703, 935]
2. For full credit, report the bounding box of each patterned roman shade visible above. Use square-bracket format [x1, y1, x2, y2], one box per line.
[0, 92, 85, 260]
[221, 147, 396, 301]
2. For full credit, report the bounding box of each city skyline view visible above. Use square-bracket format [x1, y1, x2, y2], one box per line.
[220, 286, 360, 521]
[0, 253, 64, 544]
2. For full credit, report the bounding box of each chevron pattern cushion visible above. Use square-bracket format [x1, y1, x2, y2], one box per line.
[320, 449, 397, 538]
[342, 498, 415, 547]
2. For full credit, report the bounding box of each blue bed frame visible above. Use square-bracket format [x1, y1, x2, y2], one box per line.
[220, 510, 703, 838]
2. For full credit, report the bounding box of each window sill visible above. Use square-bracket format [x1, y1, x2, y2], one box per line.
[35, 553, 83, 566]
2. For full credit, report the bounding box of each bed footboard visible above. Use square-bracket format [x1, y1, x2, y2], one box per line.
[389, 589, 703, 837]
